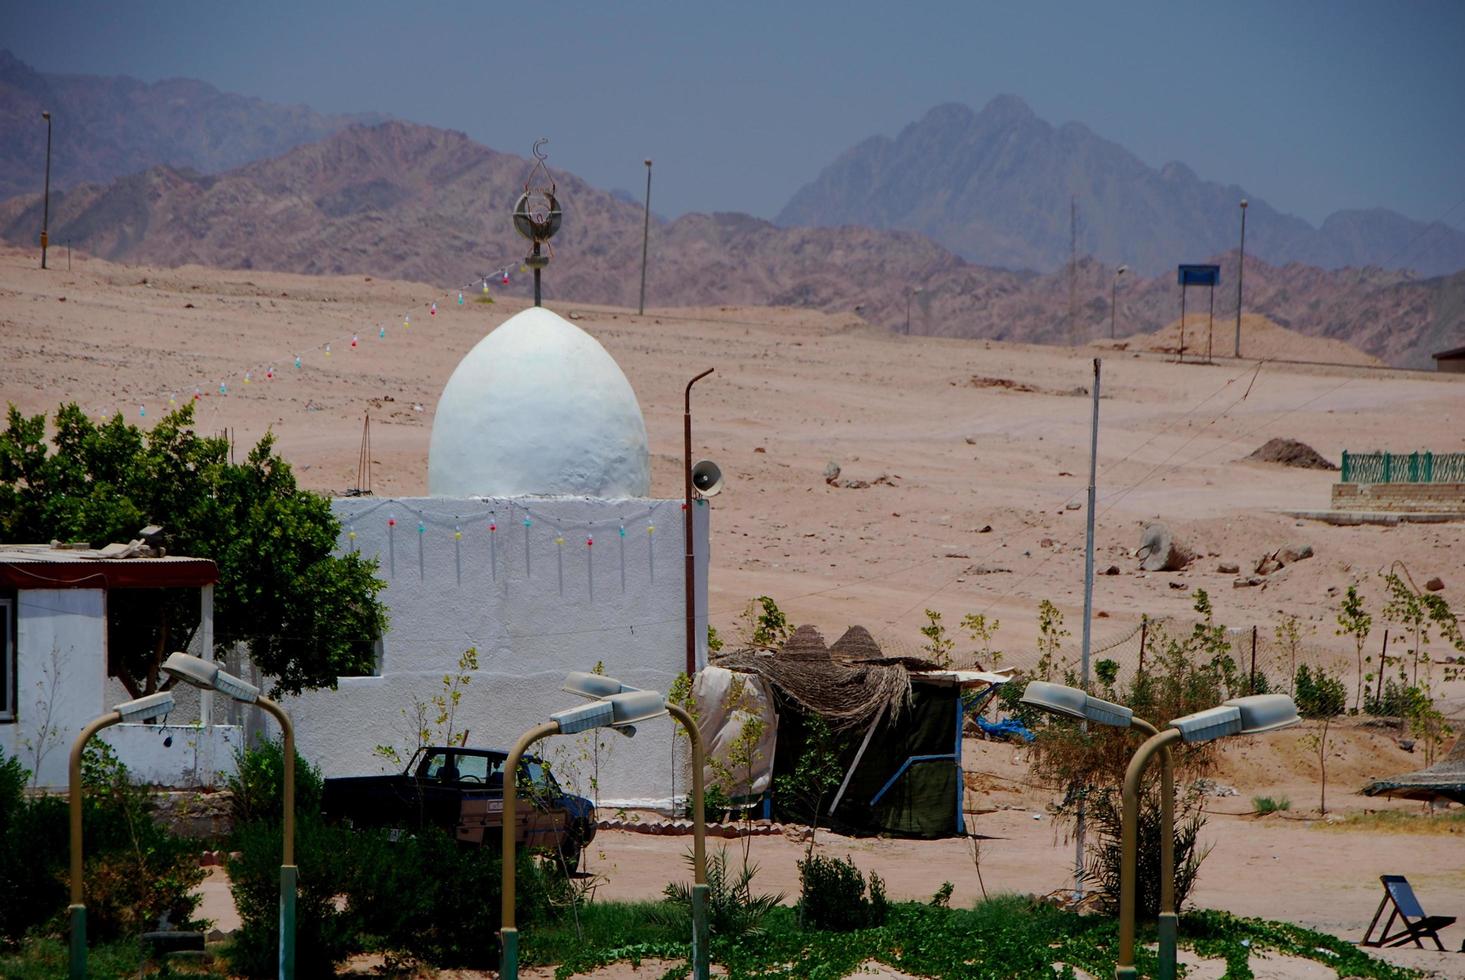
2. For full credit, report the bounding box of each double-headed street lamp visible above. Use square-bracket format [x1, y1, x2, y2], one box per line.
[1021, 684, 1299, 980]
[69, 691, 176, 979]
[163, 652, 299, 980]
[1022, 682, 1177, 977]
[501, 672, 709, 980]
[1116, 694, 1298, 980]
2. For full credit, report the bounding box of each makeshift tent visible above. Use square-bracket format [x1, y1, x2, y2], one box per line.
[709, 625, 1008, 838]
[1363, 736, 1465, 805]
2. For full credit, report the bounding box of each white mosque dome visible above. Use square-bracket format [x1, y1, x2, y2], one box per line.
[427, 307, 651, 498]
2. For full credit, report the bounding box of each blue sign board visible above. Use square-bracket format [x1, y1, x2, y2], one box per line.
[1177, 264, 1221, 287]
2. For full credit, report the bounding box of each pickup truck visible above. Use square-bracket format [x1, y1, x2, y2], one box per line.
[321, 746, 597, 868]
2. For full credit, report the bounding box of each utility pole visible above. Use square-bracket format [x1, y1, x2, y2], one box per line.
[638, 159, 653, 316]
[1069, 196, 1078, 343]
[40, 110, 53, 270]
[1075, 356, 1102, 901]
[1234, 199, 1248, 357]
[1110, 265, 1127, 339]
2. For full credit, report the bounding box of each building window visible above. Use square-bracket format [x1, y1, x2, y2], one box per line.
[1, 595, 13, 722]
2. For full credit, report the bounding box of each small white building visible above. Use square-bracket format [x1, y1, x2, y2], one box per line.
[0, 544, 242, 789]
[286, 307, 710, 806]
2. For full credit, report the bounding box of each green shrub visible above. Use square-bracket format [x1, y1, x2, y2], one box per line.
[1366, 678, 1430, 718]
[226, 817, 357, 978]
[1294, 665, 1346, 718]
[228, 815, 563, 975]
[0, 744, 202, 945]
[1252, 795, 1291, 815]
[225, 737, 324, 826]
[796, 853, 888, 931]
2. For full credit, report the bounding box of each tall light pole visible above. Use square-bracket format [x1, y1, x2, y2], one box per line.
[905, 286, 922, 334]
[684, 368, 714, 677]
[638, 159, 652, 316]
[1233, 200, 1247, 358]
[40, 110, 53, 270]
[1110, 265, 1127, 339]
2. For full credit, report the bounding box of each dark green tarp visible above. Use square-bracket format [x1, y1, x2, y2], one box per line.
[771, 684, 962, 838]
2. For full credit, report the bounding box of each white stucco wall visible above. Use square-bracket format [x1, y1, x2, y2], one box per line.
[1, 589, 107, 788]
[286, 495, 710, 806]
[99, 723, 244, 787]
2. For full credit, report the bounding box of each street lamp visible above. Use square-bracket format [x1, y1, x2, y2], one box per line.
[1115, 694, 1299, 980]
[683, 368, 719, 677]
[162, 652, 298, 980]
[1021, 681, 1178, 977]
[501, 672, 710, 980]
[639, 158, 653, 316]
[1110, 266, 1128, 339]
[905, 286, 922, 335]
[69, 691, 176, 979]
[1234, 200, 1248, 358]
[40, 110, 53, 270]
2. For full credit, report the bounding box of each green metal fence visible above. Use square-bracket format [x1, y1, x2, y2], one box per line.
[1340, 451, 1465, 484]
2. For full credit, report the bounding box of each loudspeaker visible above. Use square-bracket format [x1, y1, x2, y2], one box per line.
[691, 459, 724, 497]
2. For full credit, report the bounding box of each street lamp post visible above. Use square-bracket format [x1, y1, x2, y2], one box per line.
[501, 673, 710, 980]
[40, 110, 53, 270]
[638, 159, 653, 316]
[1115, 695, 1298, 980]
[904, 287, 923, 335]
[683, 368, 714, 677]
[69, 691, 176, 979]
[162, 652, 297, 980]
[1110, 266, 1127, 339]
[1234, 200, 1248, 358]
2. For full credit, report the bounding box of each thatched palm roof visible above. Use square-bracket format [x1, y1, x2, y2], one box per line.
[1362, 736, 1465, 804]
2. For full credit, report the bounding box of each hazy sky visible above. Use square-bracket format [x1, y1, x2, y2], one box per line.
[5, 0, 1463, 229]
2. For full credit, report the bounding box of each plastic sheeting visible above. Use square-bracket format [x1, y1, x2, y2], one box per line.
[693, 666, 778, 797]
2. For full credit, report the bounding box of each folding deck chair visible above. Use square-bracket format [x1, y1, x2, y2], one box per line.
[1361, 875, 1458, 951]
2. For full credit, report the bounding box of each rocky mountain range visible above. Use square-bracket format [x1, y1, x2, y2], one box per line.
[777, 97, 1465, 279]
[1, 120, 1458, 368]
[0, 49, 379, 203]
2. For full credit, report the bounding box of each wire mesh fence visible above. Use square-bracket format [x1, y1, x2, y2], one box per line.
[1340, 451, 1465, 484]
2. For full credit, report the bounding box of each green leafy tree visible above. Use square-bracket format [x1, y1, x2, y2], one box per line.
[919, 609, 955, 667]
[1036, 599, 1069, 681]
[1274, 614, 1306, 697]
[0, 403, 388, 697]
[740, 595, 792, 650]
[960, 612, 1002, 666]
[1335, 585, 1372, 713]
[774, 714, 843, 850]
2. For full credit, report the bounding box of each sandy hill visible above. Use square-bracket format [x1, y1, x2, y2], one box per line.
[1113, 313, 1385, 366]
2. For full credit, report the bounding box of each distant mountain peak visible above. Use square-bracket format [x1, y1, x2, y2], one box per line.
[979, 93, 1036, 121]
[776, 98, 1465, 278]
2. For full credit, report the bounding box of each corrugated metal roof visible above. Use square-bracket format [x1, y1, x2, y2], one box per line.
[0, 544, 217, 589]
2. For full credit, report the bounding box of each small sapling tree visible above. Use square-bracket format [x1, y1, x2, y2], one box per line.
[1335, 584, 1372, 713]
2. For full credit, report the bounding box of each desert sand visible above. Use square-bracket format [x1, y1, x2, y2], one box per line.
[4, 246, 1464, 976]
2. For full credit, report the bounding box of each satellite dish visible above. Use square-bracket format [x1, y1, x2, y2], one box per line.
[691, 459, 724, 497]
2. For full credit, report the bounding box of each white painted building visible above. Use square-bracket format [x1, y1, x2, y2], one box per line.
[287, 307, 710, 806]
[0, 546, 241, 789]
